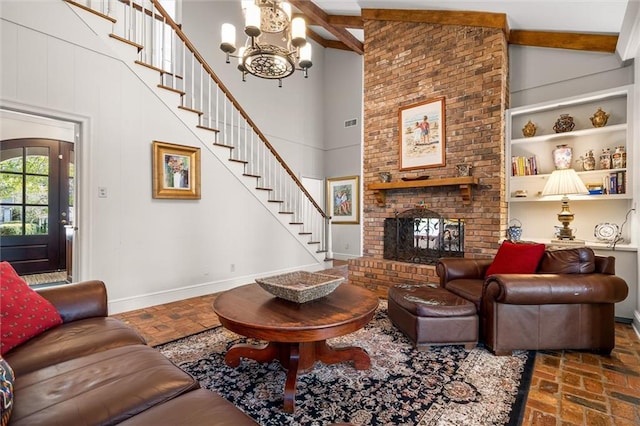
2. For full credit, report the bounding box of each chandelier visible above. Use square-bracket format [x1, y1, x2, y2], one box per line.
[220, 0, 312, 86]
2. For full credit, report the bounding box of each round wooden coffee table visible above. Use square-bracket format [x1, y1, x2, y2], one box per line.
[213, 282, 378, 413]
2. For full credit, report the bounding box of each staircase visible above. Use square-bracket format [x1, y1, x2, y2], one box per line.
[64, 0, 332, 264]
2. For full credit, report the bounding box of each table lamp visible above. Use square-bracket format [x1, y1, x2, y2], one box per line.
[541, 168, 589, 240]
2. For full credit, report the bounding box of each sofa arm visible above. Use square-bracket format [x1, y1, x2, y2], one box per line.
[36, 280, 109, 323]
[483, 274, 629, 305]
[436, 258, 493, 287]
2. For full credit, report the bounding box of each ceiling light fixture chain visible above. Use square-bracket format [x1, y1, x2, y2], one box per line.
[220, 0, 312, 87]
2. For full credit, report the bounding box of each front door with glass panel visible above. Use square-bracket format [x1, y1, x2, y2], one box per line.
[0, 139, 74, 274]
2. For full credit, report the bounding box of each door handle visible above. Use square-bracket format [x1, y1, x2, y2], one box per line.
[60, 220, 68, 225]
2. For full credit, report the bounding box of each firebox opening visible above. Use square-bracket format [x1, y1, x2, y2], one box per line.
[383, 208, 464, 265]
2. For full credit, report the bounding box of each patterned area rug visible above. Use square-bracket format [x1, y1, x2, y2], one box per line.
[157, 302, 534, 426]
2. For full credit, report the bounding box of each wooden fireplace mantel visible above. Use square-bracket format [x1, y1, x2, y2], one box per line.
[367, 176, 480, 205]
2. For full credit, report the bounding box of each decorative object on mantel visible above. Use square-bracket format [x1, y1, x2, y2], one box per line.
[255, 271, 344, 303]
[219, 1, 313, 86]
[513, 189, 528, 198]
[399, 97, 446, 170]
[456, 164, 472, 177]
[152, 141, 201, 199]
[552, 144, 573, 169]
[589, 107, 610, 128]
[400, 175, 430, 181]
[522, 120, 537, 137]
[379, 172, 392, 182]
[541, 168, 589, 240]
[553, 114, 575, 133]
[327, 175, 360, 224]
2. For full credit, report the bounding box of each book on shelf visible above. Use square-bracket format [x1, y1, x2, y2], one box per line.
[511, 155, 538, 176]
[604, 171, 626, 195]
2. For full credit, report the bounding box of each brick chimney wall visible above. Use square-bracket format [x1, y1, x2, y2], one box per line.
[349, 19, 509, 297]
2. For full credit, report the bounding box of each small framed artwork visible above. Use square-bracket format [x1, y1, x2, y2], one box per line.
[399, 96, 446, 170]
[327, 175, 360, 224]
[152, 141, 201, 199]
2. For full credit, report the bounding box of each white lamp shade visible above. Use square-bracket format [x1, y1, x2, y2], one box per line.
[238, 46, 246, 64]
[299, 43, 312, 61]
[291, 17, 306, 41]
[221, 23, 236, 48]
[541, 168, 589, 196]
[244, 2, 261, 34]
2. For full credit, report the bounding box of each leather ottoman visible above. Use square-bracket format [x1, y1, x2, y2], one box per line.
[388, 284, 478, 350]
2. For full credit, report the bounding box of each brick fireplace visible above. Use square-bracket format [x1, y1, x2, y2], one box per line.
[349, 18, 509, 297]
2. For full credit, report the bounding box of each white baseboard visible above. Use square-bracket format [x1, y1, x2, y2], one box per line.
[108, 263, 325, 314]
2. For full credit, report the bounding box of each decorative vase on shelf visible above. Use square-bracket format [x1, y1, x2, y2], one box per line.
[581, 149, 596, 171]
[599, 148, 612, 170]
[612, 146, 626, 169]
[553, 114, 575, 133]
[590, 107, 610, 128]
[522, 120, 537, 137]
[553, 144, 573, 170]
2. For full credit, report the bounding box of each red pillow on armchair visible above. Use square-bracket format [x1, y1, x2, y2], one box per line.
[0, 262, 62, 355]
[485, 241, 546, 278]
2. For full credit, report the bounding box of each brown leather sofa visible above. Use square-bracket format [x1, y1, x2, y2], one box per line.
[4, 280, 257, 426]
[436, 247, 629, 355]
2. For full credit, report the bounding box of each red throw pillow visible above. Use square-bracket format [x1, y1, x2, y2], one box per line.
[485, 241, 546, 278]
[0, 262, 62, 355]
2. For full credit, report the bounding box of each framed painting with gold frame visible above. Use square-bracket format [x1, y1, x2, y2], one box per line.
[152, 141, 201, 199]
[399, 97, 446, 170]
[326, 175, 360, 224]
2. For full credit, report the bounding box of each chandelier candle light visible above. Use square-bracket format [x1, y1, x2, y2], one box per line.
[541, 168, 589, 240]
[220, 0, 312, 86]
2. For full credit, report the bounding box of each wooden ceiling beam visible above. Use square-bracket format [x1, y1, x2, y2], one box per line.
[361, 8, 509, 34]
[509, 30, 618, 53]
[327, 15, 364, 29]
[290, 0, 364, 54]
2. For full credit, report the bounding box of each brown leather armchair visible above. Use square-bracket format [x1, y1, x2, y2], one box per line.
[436, 247, 628, 355]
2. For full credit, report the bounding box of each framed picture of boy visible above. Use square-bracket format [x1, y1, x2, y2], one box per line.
[399, 97, 446, 170]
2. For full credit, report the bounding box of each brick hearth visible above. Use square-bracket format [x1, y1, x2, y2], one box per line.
[352, 17, 510, 291]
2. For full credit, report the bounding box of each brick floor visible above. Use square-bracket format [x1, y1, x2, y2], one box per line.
[113, 262, 640, 425]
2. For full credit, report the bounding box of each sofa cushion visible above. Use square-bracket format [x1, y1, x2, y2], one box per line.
[10, 345, 199, 426]
[3, 317, 147, 376]
[117, 389, 258, 426]
[538, 247, 596, 274]
[0, 356, 14, 426]
[0, 262, 63, 355]
[485, 241, 546, 278]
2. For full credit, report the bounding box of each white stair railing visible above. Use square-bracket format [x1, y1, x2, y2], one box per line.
[66, 0, 330, 256]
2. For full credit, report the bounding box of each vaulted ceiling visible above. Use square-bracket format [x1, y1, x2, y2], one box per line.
[288, 0, 632, 56]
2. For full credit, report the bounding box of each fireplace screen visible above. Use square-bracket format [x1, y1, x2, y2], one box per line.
[384, 208, 464, 265]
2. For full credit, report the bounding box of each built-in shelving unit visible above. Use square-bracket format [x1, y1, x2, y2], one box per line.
[368, 176, 479, 205]
[506, 85, 637, 320]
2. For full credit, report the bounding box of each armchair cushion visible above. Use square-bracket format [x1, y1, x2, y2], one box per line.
[0, 262, 62, 355]
[485, 241, 546, 278]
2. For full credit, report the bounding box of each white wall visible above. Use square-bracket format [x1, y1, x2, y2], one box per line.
[323, 49, 363, 260]
[1, 0, 323, 313]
